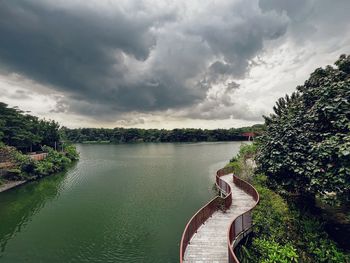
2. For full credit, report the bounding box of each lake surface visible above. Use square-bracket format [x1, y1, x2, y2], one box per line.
[0, 142, 243, 263]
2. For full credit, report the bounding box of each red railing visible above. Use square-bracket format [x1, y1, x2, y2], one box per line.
[179, 166, 259, 263]
[179, 166, 234, 262]
[228, 176, 260, 263]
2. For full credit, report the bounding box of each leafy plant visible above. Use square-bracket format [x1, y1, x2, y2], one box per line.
[257, 54, 350, 205]
[232, 144, 349, 262]
[252, 238, 298, 263]
[63, 144, 79, 160]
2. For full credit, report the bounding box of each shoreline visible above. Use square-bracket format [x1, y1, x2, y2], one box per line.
[0, 159, 78, 194]
[0, 180, 27, 193]
[78, 139, 253, 145]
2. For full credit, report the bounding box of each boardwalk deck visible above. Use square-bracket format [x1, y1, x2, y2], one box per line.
[183, 174, 255, 263]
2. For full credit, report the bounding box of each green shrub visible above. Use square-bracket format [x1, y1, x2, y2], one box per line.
[227, 143, 257, 180]
[238, 143, 257, 160]
[252, 238, 298, 263]
[1, 144, 79, 181]
[289, 212, 349, 263]
[34, 161, 54, 177]
[63, 144, 79, 160]
[309, 239, 348, 263]
[42, 146, 71, 171]
[252, 180, 291, 243]
[231, 144, 350, 262]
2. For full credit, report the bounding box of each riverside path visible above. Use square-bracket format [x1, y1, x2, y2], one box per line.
[183, 173, 256, 263]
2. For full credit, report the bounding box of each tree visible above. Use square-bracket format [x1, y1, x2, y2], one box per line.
[0, 103, 61, 152]
[257, 55, 350, 204]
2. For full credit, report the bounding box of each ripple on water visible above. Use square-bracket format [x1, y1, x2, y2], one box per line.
[0, 142, 242, 263]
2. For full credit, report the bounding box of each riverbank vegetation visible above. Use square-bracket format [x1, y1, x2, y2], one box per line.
[0, 103, 79, 188]
[230, 55, 350, 262]
[0, 144, 78, 182]
[61, 125, 264, 144]
[229, 144, 349, 263]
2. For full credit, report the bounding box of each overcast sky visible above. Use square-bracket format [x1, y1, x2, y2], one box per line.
[0, 0, 349, 129]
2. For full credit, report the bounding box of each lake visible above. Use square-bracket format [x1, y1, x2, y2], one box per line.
[0, 142, 243, 263]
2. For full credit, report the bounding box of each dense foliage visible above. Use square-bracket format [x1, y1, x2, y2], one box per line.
[229, 144, 349, 263]
[0, 102, 60, 152]
[32, 146, 73, 177]
[249, 175, 348, 263]
[0, 102, 79, 183]
[0, 144, 78, 181]
[256, 55, 350, 204]
[61, 125, 264, 143]
[226, 143, 257, 179]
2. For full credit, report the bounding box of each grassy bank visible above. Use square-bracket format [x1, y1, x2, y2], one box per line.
[229, 144, 349, 263]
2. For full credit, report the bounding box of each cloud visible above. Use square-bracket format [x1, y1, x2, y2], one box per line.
[0, 0, 287, 117]
[0, 0, 349, 128]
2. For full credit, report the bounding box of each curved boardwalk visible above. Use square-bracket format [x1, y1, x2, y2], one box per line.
[183, 174, 255, 263]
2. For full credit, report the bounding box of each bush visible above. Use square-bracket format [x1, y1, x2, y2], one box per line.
[63, 144, 79, 160]
[231, 144, 349, 262]
[227, 143, 257, 180]
[252, 238, 298, 263]
[36, 146, 72, 176]
[252, 175, 291, 243]
[245, 174, 350, 262]
[34, 160, 54, 177]
[2, 145, 78, 180]
[238, 143, 257, 160]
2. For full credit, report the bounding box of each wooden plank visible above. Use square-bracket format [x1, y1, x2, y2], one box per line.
[183, 174, 255, 263]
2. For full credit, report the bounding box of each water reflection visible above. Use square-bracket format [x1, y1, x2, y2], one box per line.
[0, 143, 241, 262]
[0, 165, 74, 253]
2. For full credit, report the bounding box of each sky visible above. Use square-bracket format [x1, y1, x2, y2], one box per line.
[0, 0, 349, 129]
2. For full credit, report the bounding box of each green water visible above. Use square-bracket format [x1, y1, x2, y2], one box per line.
[0, 142, 242, 263]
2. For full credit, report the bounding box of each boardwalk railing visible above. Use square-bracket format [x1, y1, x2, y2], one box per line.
[179, 166, 234, 262]
[180, 165, 260, 263]
[228, 176, 259, 263]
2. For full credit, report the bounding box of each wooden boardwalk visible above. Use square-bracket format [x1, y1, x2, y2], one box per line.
[183, 174, 255, 263]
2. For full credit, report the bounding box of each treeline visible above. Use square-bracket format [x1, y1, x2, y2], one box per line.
[0, 102, 60, 152]
[61, 125, 265, 143]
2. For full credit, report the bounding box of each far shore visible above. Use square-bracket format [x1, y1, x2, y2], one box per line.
[78, 139, 253, 144]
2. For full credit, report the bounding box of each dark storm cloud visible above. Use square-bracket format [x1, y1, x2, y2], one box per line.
[189, 1, 288, 80]
[0, 0, 290, 118]
[0, 0, 181, 114]
[0, 0, 349, 122]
